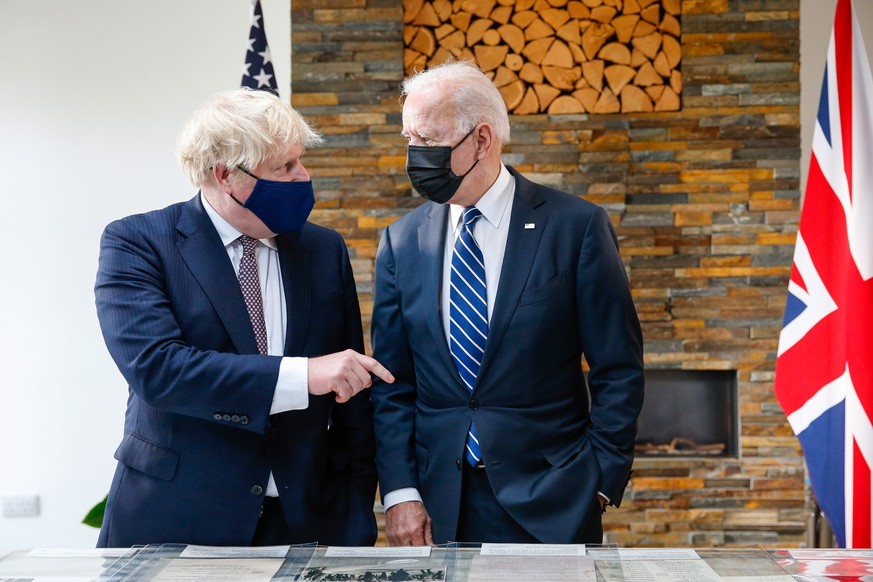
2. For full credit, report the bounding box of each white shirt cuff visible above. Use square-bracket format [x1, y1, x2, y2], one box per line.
[383, 487, 423, 510]
[270, 357, 309, 414]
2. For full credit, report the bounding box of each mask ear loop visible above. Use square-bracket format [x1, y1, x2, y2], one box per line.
[227, 167, 259, 207]
[452, 124, 482, 178]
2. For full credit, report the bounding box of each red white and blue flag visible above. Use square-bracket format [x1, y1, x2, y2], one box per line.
[241, 0, 279, 95]
[774, 0, 873, 548]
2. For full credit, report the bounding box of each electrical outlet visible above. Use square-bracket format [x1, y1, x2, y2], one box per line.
[1, 495, 40, 517]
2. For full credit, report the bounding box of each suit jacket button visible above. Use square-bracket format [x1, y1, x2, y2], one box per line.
[222, 414, 232, 421]
[240, 416, 249, 425]
[456, 458, 462, 470]
[231, 415, 240, 423]
[251, 485, 263, 496]
[469, 399, 479, 410]
[213, 413, 222, 421]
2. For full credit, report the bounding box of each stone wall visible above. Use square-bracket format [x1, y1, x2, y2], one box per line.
[291, 0, 804, 547]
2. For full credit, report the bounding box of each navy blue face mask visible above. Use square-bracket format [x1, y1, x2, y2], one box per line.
[406, 126, 480, 204]
[231, 168, 315, 234]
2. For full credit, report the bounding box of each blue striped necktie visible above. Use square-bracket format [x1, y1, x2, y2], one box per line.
[449, 206, 487, 466]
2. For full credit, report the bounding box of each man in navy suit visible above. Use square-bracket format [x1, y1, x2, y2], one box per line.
[371, 62, 645, 545]
[95, 88, 393, 547]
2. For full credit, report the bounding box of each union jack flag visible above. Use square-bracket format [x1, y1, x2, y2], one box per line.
[241, 0, 279, 96]
[774, 0, 873, 548]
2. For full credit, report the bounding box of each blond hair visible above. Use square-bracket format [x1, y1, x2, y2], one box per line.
[177, 88, 323, 187]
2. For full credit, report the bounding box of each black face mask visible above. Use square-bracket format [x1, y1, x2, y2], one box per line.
[406, 126, 480, 204]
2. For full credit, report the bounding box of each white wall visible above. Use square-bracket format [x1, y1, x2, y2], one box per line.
[0, 0, 289, 552]
[1, 0, 872, 554]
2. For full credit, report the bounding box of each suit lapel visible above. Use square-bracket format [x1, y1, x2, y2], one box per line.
[418, 204, 462, 386]
[478, 169, 547, 383]
[277, 233, 310, 356]
[176, 196, 260, 355]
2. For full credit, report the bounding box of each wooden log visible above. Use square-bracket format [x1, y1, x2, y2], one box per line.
[624, 0, 641, 13]
[556, 21, 581, 45]
[603, 0, 621, 6]
[599, 42, 631, 65]
[660, 13, 680, 38]
[663, 0, 680, 15]
[410, 27, 437, 57]
[542, 64, 582, 90]
[567, 1, 591, 19]
[433, 0, 453, 21]
[413, 2, 441, 26]
[591, 6, 617, 23]
[582, 0, 603, 7]
[534, 83, 562, 109]
[404, 0, 424, 24]
[655, 86, 680, 111]
[467, 18, 494, 46]
[514, 0, 536, 9]
[434, 23, 456, 40]
[522, 37, 555, 65]
[542, 8, 571, 30]
[514, 87, 541, 115]
[582, 59, 604, 92]
[475, 44, 509, 71]
[505, 53, 524, 71]
[613, 14, 639, 43]
[547, 0, 570, 6]
[634, 61, 660, 86]
[498, 79, 526, 110]
[581, 22, 614, 60]
[497, 0, 515, 4]
[498, 24, 526, 54]
[632, 31, 662, 59]
[441, 30, 467, 52]
[645, 84, 665, 102]
[604, 63, 635, 95]
[620, 84, 653, 112]
[542, 39, 574, 68]
[632, 20, 657, 37]
[404, 48, 425, 71]
[653, 50, 670, 77]
[638, 0, 659, 6]
[593, 87, 620, 114]
[548, 95, 585, 114]
[519, 61, 544, 83]
[640, 3, 660, 25]
[525, 18, 556, 41]
[569, 42, 587, 64]
[492, 65, 519, 87]
[462, 0, 497, 19]
[429, 46, 454, 67]
[451, 12, 472, 32]
[572, 87, 599, 112]
[663, 34, 681, 68]
[670, 69, 683, 94]
[490, 5, 513, 24]
[482, 29, 501, 45]
[630, 48, 648, 67]
[404, 25, 419, 46]
[512, 10, 539, 29]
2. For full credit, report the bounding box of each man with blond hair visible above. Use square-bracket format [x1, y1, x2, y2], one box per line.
[371, 61, 644, 545]
[95, 88, 393, 547]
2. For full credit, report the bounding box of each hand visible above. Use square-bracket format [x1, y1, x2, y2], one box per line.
[598, 495, 607, 511]
[385, 501, 434, 546]
[308, 349, 394, 403]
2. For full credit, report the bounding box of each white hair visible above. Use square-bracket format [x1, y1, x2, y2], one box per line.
[401, 61, 511, 145]
[177, 88, 323, 187]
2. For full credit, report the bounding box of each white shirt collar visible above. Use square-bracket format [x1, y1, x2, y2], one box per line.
[200, 193, 278, 250]
[449, 163, 513, 231]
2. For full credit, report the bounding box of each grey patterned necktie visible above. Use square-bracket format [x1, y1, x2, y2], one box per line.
[237, 235, 268, 355]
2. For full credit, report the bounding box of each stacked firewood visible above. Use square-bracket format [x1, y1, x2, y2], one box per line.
[403, 0, 682, 114]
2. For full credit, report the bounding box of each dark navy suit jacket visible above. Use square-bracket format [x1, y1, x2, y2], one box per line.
[371, 167, 644, 543]
[95, 195, 376, 547]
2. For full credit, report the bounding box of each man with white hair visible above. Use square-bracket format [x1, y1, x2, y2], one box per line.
[371, 61, 645, 545]
[95, 87, 393, 547]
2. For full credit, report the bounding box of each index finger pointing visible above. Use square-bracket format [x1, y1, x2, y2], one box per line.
[356, 354, 395, 384]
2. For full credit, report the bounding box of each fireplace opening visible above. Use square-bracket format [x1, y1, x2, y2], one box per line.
[634, 369, 738, 457]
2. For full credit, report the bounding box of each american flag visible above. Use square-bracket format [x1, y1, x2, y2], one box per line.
[774, 0, 873, 548]
[241, 0, 279, 95]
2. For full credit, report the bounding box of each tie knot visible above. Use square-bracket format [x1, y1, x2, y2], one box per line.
[462, 206, 483, 227]
[239, 235, 259, 255]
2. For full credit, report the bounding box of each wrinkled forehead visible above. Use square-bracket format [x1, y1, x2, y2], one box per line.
[402, 90, 458, 139]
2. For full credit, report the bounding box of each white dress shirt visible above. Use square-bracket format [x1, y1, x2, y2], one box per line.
[384, 164, 515, 511]
[202, 194, 309, 496]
